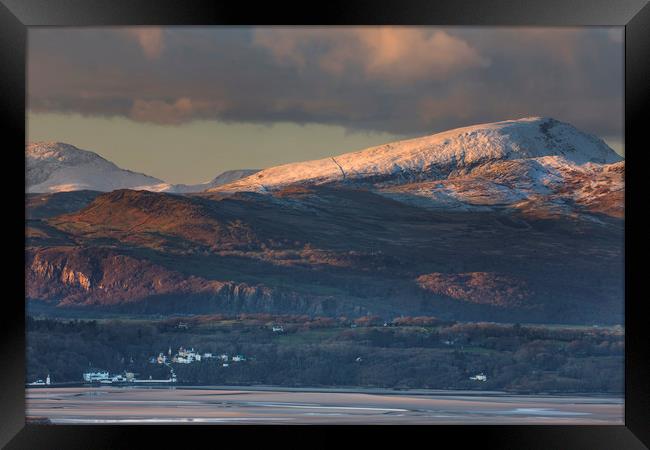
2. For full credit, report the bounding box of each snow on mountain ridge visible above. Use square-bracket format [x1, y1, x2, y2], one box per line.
[141, 169, 260, 193]
[27, 142, 259, 194]
[27, 142, 164, 193]
[378, 154, 624, 218]
[211, 117, 622, 193]
[27, 142, 111, 163]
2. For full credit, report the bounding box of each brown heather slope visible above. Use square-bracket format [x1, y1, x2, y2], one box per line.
[416, 272, 530, 307]
[48, 189, 263, 252]
[26, 185, 624, 323]
[27, 190, 102, 220]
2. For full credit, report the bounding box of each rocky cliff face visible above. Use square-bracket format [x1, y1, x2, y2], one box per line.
[26, 246, 368, 316]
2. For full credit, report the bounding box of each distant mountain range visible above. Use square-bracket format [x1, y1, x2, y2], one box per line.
[211, 117, 621, 192]
[26, 142, 258, 193]
[25, 117, 624, 323]
[143, 170, 261, 194]
[210, 117, 623, 219]
[26, 142, 164, 193]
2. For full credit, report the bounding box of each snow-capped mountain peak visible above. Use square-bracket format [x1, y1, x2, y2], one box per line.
[27, 142, 164, 193]
[26, 142, 260, 194]
[210, 117, 621, 193]
[28, 142, 113, 169]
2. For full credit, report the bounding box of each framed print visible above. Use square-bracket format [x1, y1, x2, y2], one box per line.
[1, 0, 648, 448]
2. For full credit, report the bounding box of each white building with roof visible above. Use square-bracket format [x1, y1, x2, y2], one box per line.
[83, 369, 110, 382]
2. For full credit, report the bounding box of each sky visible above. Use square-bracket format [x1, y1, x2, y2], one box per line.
[28, 27, 624, 184]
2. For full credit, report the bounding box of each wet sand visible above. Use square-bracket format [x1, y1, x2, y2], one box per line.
[26, 387, 623, 424]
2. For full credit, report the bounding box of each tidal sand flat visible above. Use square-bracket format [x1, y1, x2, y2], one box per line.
[26, 387, 624, 424]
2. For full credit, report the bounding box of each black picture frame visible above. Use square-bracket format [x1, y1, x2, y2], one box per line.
[1, 0, 648, 447]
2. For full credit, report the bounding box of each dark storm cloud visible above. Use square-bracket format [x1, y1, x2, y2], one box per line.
[28, 27, 623, 137]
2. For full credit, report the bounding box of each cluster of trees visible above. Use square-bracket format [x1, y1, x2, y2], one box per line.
[157, 313, 453, 331]
[26, 316, 623, 393]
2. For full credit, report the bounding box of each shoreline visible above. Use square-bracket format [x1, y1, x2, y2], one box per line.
[25, 386, 624, 425]
[25, 384, 624, 399]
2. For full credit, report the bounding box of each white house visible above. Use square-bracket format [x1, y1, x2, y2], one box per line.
[272, 326, 284, 332]
[469, 373, 487, 382]
[83, 369, 110, 382]
[174, 347, 202, 363]
[28, 375, 50, 386]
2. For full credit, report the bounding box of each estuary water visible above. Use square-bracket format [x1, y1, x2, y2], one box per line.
[26, 386, 623, 424]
